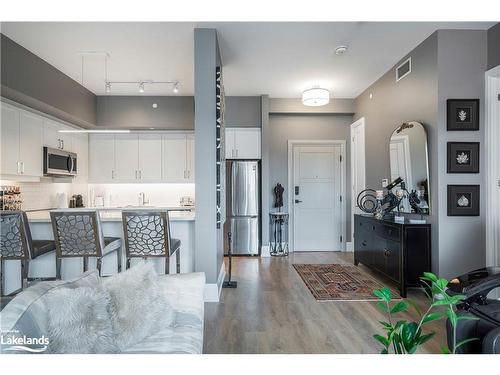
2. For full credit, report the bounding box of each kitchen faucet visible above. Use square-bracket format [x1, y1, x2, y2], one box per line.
[138, 192, 149, 206]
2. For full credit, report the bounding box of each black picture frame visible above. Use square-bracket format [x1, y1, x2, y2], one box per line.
[447, 142, 480, 173]
[447, 99, 480, 131]
[447, 185, 480, 216]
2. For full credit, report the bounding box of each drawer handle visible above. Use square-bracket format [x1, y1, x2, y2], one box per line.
[384, 249, 391, 257]
[362, 241, 367, 247]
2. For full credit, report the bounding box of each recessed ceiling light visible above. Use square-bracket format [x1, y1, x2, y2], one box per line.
[335, 45, 348, 55]
[152, 103, 158, 109]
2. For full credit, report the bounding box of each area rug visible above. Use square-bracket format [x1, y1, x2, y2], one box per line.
[293, 264, 400, 301]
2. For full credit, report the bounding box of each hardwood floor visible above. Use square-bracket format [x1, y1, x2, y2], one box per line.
[203, 252, 446, 354]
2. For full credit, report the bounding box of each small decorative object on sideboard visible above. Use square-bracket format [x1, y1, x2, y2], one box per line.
[447, 99, 480, 131]
[447, 142, 480, 173]
[447, 184, 480, 216]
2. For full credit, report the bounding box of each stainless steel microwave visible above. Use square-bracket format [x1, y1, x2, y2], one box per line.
[43, 147, 77, 177]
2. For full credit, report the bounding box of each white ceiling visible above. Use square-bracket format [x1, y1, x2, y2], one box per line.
[1, 22, 495, 98]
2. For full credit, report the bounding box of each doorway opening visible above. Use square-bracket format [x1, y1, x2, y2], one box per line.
[350, 118, 366, 250]
[288, 140, 346, 252]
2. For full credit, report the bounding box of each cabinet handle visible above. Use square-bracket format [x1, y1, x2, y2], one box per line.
[383, 249, 391, 257]
[362, 240, 367, 247]
[187, 170, 190, 179]
[16, 161, 20, 174]
[111, 170, 115, 179]
[135, 170, 138, 179]
[62, 140, 64, 149]
[139, 170, 142, 179]
[21, 162, 25, 174]
[236, 149, 239, 158]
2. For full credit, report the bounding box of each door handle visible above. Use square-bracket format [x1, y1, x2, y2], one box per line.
[294, 199, 303, 204]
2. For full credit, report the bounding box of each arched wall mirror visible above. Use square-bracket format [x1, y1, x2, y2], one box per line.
[389, 121, 431, 214]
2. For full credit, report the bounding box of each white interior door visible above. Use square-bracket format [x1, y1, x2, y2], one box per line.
[292, 144, 342, 251]
[350, 118, 366, 245]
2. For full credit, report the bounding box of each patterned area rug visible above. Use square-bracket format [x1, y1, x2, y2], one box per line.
[293, 264, 399, 301]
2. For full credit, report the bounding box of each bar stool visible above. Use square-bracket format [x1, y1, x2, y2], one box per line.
[0, 211, 56, 296]
[50, 210, 122, 279]
[122, 211, 180, 274]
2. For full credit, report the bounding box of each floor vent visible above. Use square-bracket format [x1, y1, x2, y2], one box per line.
[396, 57, 411, 82]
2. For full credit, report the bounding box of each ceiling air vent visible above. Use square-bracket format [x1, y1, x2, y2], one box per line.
[396, 57, 411, 82]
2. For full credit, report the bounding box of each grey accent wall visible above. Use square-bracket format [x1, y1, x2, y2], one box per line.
[268, 114, 353, 245]
[270, 98, 355, 114]
[225, 96, 262, 127]
[355, 30, 488, 279]
[96, 96, 194, 129]
[487, 23, 500, 70]
[194, 28, 222, 285]
[0, 33, 96, 127]
[355, 33, 439, 271]
[436, 29, 487, 278]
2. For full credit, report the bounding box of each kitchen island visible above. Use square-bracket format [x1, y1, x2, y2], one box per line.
[3, 208, 195, 295]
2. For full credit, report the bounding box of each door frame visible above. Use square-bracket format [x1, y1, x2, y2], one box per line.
[485, 66, 500, 270]
[350, 117, 366, 251]
[287, 140, 346, 252]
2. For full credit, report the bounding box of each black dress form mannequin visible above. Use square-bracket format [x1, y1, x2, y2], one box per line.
[274, 183, 284, 211]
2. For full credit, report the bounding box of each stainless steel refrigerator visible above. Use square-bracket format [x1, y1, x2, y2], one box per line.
[224, 160, 260, 255]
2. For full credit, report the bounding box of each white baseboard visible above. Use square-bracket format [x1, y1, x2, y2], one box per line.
[261, 245, 270, 257]
[346, 242, 354, 252]
[203, 262, 226, 302]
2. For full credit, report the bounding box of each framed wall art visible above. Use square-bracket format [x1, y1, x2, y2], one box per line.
[446, 99, 479, 131]
[447, 184, 480, 216]
[447, 142, 480, 173]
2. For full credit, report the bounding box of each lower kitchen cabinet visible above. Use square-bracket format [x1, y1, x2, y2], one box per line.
[353, 214, 431, 297]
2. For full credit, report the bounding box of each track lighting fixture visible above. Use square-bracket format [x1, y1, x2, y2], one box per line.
[105, 82, 111, 93]
[139, 82, 145, 93]
[173, 83, 179, 93]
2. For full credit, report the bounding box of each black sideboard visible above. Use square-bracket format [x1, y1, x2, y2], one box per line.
[353, 214, 431, 297]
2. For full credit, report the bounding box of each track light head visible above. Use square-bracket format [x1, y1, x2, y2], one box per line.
[105, 82, 111, 93]
[139, 82, 145, 93]
[173, 82, 179, 94]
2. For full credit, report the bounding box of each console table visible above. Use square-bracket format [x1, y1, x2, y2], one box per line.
[353, 214, 431, 297]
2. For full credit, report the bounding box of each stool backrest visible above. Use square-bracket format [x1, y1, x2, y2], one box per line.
[122, 211, 171, 258]
[50, 210, 103, 258]
[0, 211, 28, 260]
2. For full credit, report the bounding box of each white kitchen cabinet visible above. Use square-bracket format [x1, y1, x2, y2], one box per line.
[225, 127, 261, 159]
[19, 110, 43, 177]
[43, 119, 72, 151]
[72, 133, 88, 182]
[186, 133, 195, 182]
[114, 134, 139, 181]
[162, 133, 188, 182]
[138, 134, 162, 181]
[1, 103, 21, 175]
[1, 103, 43, 177]
[225, 128, 236, 159]
[89, 134, 115, 181]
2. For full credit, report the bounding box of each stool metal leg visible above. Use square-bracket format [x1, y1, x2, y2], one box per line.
[176, 250, 180, 274]
[117, 248, 122, 273]
[21, 259, 29, 289]
[56, 257, 62, 280]
[96, 257, 102, 276]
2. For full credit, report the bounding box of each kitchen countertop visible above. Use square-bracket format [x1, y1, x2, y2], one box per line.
[26, 207, 195, 223]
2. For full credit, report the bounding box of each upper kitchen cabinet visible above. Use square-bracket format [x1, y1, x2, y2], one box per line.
[72, 133, 89, 183]
[43, 119, 72, 151]
[162, 133, 194, 182]
[89, 134, 116, 182]
[138, 134, 162, 181]
[114, 134, 139, 181]
[225, 127, 261, 159]
[1, 103, 43, 177]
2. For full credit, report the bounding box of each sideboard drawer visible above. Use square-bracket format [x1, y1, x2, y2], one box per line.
[375, 223, 400, 242]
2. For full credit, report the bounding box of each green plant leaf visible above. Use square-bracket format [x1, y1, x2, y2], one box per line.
[431, 299, 452, 307]
[445, 307, 458, 327]
[448, 294, 466, 304]
[455, 337, 479, 350]
[380, 348, 388, 354]
[421, 272, 438, 282]
[416, 332, 435, 345]
[407, 299, 423, 317]
[457, 315, 480, 321]
[390, 301, 409, 314]
[376, 301, 389, 313]
[436, 278, 448, 290]
[373, 334, 390, 348]
[374, 288, 392, 303]
[422, 312, 443, 324]
[401, 322, 418, 352]
[440, 345, 451, 354]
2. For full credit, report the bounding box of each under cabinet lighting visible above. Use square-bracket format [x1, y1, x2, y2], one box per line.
[58, 129, 131, 133]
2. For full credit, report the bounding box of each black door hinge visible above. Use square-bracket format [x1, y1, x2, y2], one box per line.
[340, 195, 343, 202]
[340, 235, 343, 243]
[340, 155, 342, 162]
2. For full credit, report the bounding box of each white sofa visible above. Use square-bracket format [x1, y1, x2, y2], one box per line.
[0, 270, 205, 354]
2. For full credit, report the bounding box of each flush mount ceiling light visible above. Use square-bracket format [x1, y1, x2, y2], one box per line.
[302, 87, 330, 107]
